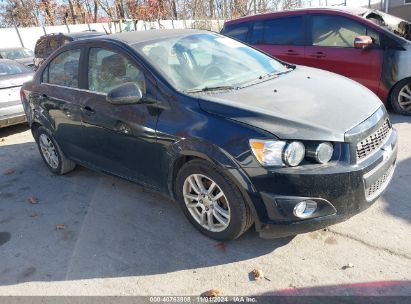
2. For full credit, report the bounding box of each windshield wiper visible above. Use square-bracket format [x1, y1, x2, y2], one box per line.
[240, 68, 293, 88]
[185, 85, 237, 94]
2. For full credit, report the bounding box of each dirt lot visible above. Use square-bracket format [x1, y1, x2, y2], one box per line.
[0, 113, 410, 296]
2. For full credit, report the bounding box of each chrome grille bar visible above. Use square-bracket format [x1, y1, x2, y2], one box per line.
[356, 119, 391, 161]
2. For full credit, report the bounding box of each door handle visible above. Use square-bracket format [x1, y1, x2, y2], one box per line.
[310, 52, 326, 58]
[285, 50, 299, 56]
[82, 106, 96, 115]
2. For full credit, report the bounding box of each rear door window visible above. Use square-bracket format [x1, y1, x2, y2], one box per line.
[42, 49, 81, 88]
[251, 16, 304, 45]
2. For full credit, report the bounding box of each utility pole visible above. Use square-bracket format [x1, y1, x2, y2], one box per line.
[385, 0, 390, 13]
[368, 0, 371, 8]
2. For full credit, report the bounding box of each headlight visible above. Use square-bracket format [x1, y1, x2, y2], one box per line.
[249, 139, 305, 167]
[249, 139, 286, 166]
[306, 142, 334, 164]
[283, 141, 305, 167]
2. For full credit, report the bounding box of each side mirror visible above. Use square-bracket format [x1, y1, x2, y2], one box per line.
[106, 82, 143, 105]
[354, 36, 373, 49]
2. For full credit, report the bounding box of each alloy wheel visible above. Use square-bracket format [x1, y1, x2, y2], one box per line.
[39, 133, 59, 169]
[398, 83, 411, 112]
[182, 174, 231, 232]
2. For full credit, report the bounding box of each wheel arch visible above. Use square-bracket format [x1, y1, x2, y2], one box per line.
[30, 121, 42, 139]
[389, 76, 411, 94]
[30, 116, 54, 140]
[166, 140, 260, 227]
[389, 76, 411, 113]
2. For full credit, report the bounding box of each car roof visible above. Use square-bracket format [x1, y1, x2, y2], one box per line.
[331, 6, 370, 15]
[98, 29, 207, 45]
[224, 7, 369, 25]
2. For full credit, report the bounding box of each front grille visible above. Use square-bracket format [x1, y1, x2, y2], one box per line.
[366, 165, 394, 201]
[356, 119, 391, 161]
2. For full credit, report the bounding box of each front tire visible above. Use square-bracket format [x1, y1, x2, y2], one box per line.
[390, 78, 411, 116]
[35, 127, 76, 175]
[175, 159, 253, 241]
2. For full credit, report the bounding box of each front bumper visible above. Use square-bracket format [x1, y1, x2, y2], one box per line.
[243, 129, 398, 238]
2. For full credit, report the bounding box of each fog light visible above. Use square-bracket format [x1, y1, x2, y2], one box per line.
[293, 200, 318, 218]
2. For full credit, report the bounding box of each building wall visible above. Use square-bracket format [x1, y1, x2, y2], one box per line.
[389, 0, 410, 8]
[389, 4, 411, 20]
[368, 0, 411, 21]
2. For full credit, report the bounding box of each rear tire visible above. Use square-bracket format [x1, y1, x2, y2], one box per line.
[390, 78, 411, 116]
[175, 159, 253, 241]
[35, 127, 76, 175]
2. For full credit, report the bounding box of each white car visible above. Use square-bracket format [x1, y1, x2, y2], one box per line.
[0, 59, 33, 128]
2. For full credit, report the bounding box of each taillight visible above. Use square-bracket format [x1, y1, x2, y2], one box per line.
[20, 89, 26, 102]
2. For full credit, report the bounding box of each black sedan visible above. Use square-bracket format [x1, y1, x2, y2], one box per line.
[21, 29, 397, 240]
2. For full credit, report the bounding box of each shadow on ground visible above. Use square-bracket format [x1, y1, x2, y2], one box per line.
[383, 113, 411, 225]
[0, 124, 29, 138]
[0, 141, 292, 286]
[260, 280, 411, 296]
[383, 156, 411, 225]
[388, 111, 411, 124]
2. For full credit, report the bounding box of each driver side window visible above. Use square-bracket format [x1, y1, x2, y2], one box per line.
[88, 48, 146, 94]
[312, 15, 379, 48]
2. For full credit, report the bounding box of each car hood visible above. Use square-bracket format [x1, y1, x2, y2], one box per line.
[15, 57, 34, 67]
[0, 73, 33, 89]
[198, 66, 382, 142]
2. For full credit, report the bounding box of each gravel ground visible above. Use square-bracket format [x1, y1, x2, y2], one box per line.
[0, 113, 410, 296]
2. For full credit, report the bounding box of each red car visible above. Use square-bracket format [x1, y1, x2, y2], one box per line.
[221, 8, 411, 115]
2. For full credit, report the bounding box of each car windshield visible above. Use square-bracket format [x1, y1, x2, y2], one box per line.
[0, 61, 32, 76]
[133, 33, 290, 92]
[0, 48, 34, 60]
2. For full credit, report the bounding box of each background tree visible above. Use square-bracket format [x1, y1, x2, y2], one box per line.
[0, 0, 39, 27]
[0, 0, 319, 27]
